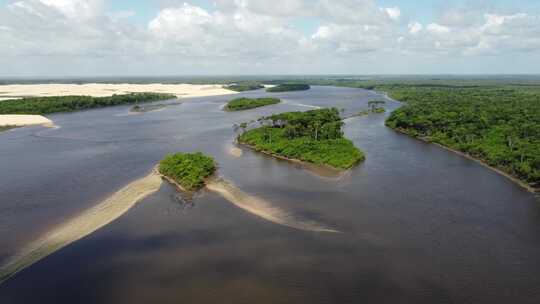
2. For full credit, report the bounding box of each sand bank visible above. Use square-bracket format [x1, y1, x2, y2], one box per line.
[206, 178, 339, 233]
[0, 115, 54, 127]
[0, 83, 237, 100]
[228, 146, 243, 158]
[0, 169, 162, 284]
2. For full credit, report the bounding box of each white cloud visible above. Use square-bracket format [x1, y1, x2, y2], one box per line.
[408, 22, 423, 35]
[0, 0, 539, 75]
[426, 23, 451, 35]
[384, 7, 401, 21]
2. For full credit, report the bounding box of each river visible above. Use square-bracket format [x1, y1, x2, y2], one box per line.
[1, 86, 539, 303]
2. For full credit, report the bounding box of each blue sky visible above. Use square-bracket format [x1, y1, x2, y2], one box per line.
[0, 0, 539, 75]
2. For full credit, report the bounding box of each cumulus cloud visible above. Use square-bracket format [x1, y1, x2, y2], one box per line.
[0, 0, 539, 75]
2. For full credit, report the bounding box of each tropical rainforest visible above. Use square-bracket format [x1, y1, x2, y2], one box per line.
[238, 108, 364, 169]
[385, 86, 540, 188]
[159, 152, 217, 191]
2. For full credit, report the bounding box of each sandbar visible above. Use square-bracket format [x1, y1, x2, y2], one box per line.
[0, 169, 162, 284]
[0, 115, 54, 127]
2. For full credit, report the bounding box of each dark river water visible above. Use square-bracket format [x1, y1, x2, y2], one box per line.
[1, 86, 540, 303]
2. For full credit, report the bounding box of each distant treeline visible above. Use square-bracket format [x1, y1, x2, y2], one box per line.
[224, 97, 280, 111]
[267, 84, 311, 93]
[0, 93, 176, 115]
[224, 83, 265, 92]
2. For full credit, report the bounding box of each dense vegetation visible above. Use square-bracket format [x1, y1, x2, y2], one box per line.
[0, 93, 176, 115]
[158, 152, 217, 191]
[385, 86, 540, 188]
[267, 84, 311, 93]
[224, 97, 281, 111]
[238, 108, 364, 169]
[224, 83, 265, 92]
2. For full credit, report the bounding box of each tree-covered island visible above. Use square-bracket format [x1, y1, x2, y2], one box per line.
[0, 92, 176, 115]
[224, 97, 281, 111]
[266, 84, 311, 93]
[238, 108, 364, 170]
[224, 83, 265, 92]
[158, 152, 217, 191]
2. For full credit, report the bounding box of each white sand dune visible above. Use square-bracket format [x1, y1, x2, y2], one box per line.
[0, 170, 162, 285]
[0, 83, 237, 99]
[206, 178, 339, 233]
[0, 115, 54, 127]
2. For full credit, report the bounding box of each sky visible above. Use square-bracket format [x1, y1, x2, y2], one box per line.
[0, 0, 539, 76]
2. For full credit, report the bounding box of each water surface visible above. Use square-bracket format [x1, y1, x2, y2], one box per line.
[1, 86, 539, 303]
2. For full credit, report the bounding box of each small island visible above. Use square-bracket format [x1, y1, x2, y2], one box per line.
[224, 83, 265, 92]
[158, 152, 217, 191]
[0, 92, 176, 115]
[238, 108, 364, 170]
[266, 84, 311, 93]
[224, 97, 281, 111]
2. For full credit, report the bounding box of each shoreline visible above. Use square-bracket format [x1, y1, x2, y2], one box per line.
[0, 168, 163, 285]
[372, 88, 538, 195]
[236, 140, 350, 179]
[391, 127, 538, 194]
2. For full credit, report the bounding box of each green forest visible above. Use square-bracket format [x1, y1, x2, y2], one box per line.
[385, 86, 540, 188]
[224, 97, 281, 111]
[238, 108, 364, 169]
[0, 92, 176, 115]
[267, 84, 311, 93]
[224, 83, 265, 92]
[159, 152, 217, 191]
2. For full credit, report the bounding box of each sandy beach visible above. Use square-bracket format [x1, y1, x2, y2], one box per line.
[0, 115, 54, 127]
[0, 83, 237, 100]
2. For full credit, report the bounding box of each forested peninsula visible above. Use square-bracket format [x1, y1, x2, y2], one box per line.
[384, 86, 540, 190]
[238, 108, 364, 170]
[0, 93, 176, 115]
[263, 78, 540, 191]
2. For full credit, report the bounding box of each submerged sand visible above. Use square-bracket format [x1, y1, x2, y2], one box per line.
[0, 83, 236, 100]
[0, 170, 162, 284]
[206, 178, 339, 233]
[0, 115, 54, 127]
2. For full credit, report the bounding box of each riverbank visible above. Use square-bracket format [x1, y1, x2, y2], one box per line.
[0, 169, 162, 285]
[391, 127, 539, 194]
[0, 83, 237, 100]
